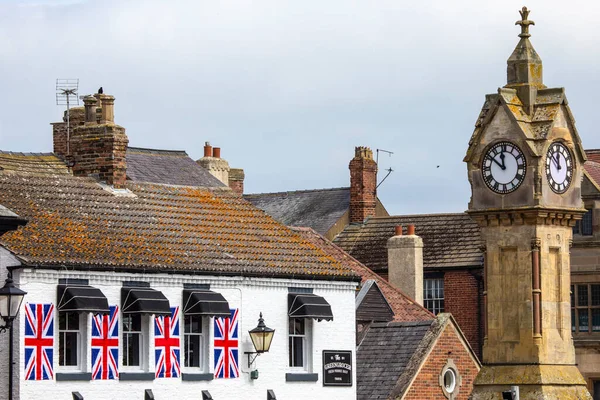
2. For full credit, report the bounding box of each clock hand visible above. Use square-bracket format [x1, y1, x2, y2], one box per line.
[499, 153, 506, 170]
[491, 156, 506, 170]
[555, 154, 561, 170]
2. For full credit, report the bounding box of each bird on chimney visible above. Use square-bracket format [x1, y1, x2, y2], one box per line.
[98, 87, 103, 94]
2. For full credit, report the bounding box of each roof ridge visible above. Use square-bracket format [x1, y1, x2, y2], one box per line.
[0, 150, 57, 157]
[244, 186, 350, 197]
[370, 212, 470, 219]
[127, 146, 188, 156]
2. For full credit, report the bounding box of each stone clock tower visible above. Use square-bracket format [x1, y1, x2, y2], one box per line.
[465, 7, 592, 399]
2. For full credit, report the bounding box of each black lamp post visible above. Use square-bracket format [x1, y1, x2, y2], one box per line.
[0, 274, 27, 400]
[245, 313, 275, 379]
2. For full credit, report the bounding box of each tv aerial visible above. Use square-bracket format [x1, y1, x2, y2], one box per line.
[376, 148, 394, 189]
[55, 79, 79, 156]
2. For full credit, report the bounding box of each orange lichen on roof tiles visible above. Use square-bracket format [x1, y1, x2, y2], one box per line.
[0, 164, 357, 280]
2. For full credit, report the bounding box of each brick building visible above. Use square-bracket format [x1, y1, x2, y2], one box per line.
[294, 227, 480, 400]
[0, 92, 361, 400]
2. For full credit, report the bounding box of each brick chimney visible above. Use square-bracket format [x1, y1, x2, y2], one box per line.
[387, 224, 424, 306]
[229, 168, 245, 195]
[51, 107, 86, 159]
[69, 94, 129, 188]
[349, 146, 377, 223]
[197, 142, 230, 185]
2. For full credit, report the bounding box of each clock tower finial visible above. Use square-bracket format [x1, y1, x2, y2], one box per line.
[516, 6, 534, 38]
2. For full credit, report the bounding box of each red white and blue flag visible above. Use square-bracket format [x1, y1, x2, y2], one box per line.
[155, 306, 181, 378]
[214, 308, 239, 379]
[91, 305, 119, 380]
[24, 303, 55, 381]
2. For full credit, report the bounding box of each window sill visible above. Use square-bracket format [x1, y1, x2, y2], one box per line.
[56, 372, 92, 381]
[182, 373, 214, 381]
[119, 372, 155, 381]
[285, 373, 318, 382]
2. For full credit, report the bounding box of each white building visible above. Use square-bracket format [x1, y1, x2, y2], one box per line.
[0, 93, 359, 400]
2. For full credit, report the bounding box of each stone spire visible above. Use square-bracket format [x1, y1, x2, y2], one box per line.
[505, 7, 546, 111]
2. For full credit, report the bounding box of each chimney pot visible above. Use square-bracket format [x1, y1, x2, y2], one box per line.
[204, 142, 212, 158]
[407, 224, 415, 235]
[213, 147, 221, 158]
[83, 96, 98, 125]
[395, 226, 403, 236]
[98, 94, 115, 124]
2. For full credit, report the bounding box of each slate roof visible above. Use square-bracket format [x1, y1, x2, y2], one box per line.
[334, 213, 483, 273]
[126, 147, 225, 187]
[357, 320, 435, 400]
[244, 187, 350, 235]
[292, 227, 433, 322]
[0, 153, 359, 281]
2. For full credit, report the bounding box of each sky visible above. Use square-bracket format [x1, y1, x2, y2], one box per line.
[1, 0, 599, 215]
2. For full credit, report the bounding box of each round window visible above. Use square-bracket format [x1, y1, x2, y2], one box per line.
[443, 369, 456, 393]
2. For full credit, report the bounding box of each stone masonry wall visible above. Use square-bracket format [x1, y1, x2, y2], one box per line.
[403, 323, 479, 400]
[444, 270, 482, 359]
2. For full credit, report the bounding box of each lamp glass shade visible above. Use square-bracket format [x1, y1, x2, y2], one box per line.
[0, 278, 27, 320]
[248, 313, 275, 353]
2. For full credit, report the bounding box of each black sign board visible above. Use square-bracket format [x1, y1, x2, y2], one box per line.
[322, 350, 352, 387]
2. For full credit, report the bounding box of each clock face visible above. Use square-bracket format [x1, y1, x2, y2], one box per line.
[482, 141, 526, 194]
[545, 142, 574, 193]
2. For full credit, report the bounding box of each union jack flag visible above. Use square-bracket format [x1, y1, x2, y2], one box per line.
[155, 306, 181, 378]
[214, 308, 239, 379]
[24, 303, 55, 381]
[91, 305, 119, 380]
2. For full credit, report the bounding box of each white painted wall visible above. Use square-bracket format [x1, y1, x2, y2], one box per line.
[9, 267, 357, 400]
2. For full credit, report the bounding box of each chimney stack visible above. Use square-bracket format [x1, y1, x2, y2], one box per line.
[229, 168, 245, 195]
[387, 224, 424, 306]
[69, 93, 129, 188]
[197, 142, 230, 185]
[349, 146, 377, 223]
[51, 107, 85, 159]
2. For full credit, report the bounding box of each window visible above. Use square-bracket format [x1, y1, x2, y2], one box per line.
[571, 284, 600, 334]
[424, 278, 445, 315]
[122, 314, 143, 367]
[439, 359, 461, 399]
[58, 311, 82, 368]
[289, 318, 309, 368]
[573, 209, 593, 236]
[184, 315, 206, 370]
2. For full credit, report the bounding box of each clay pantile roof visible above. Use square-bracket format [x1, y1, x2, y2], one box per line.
[357, 320, 435, 400]
[334, 213, 483, 274]
[0, 153, 359, 281]
[126, 147, 225, 188]
[584, 161, 600, 188]
[585, 149, 600, 164]
[244, 187, 350, 235]
[292, 227, 433, 322]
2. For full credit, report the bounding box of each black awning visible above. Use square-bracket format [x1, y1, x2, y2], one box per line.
[288, 293, 333, 321]
[183, 290, 231, 318]
[57, 285, 110, 314]
[121, 287, 171, 315]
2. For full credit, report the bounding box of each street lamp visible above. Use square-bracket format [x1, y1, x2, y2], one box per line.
[0, 274, 27, 400]
[245, 313, 275, 379]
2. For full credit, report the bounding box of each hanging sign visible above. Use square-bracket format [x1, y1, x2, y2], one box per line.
[322, 350, 352, 387]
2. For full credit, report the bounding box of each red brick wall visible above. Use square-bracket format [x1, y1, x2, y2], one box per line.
[349, 147, 377, 224]
[403, 324, 479, 400]
[52, 107, 85, 159]
[444, 270, 482, 359]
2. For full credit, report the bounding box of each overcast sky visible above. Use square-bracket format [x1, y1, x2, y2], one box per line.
[1, 0, 599, 215]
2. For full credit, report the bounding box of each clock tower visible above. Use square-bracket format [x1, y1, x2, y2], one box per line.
[465, 7, 592, 399]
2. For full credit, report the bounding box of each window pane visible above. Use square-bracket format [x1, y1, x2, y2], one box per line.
[291, 336, 304, 367]
[592, 285, 600, 306]
[184, 315, 202, 334]
[423, 279, 444, 315]
[578, 285, 589, 307]
[185, 334, 201, 368]
[67, 312, 80, 330]
[571, 285, 575, 307]
[124, 333, 141, 366]
[60, 332, 78, 366]
[290, 318, 304, 335]
[572, 309, 576, 332]
[59, 312, 66, 330]
[593, 309, 600, 333]
[582, 209, 593, 235]
[579, 310, 589, 333]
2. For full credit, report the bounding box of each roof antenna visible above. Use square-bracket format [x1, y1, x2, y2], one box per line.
[55, 79, 79, 157]
[376, 148, 394, 189]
